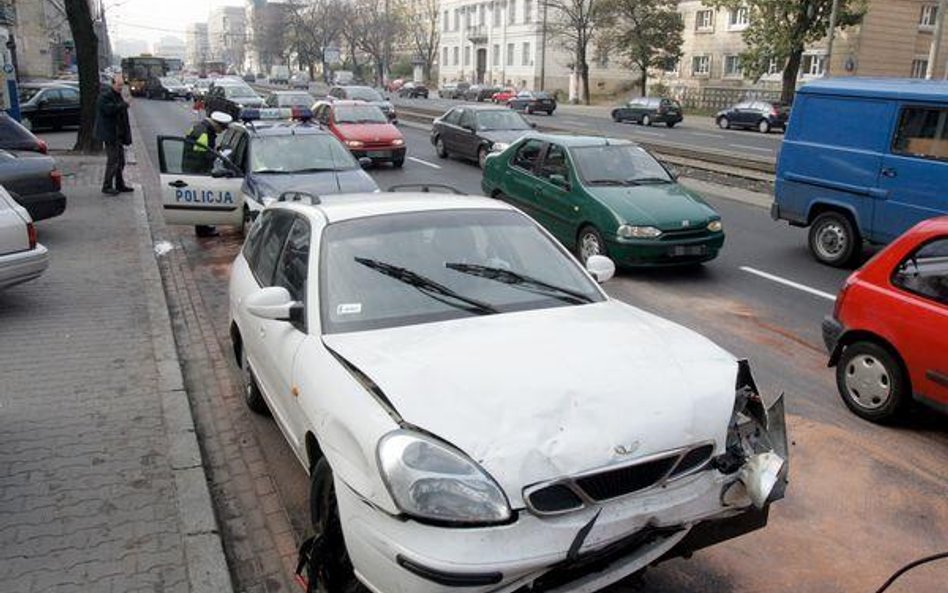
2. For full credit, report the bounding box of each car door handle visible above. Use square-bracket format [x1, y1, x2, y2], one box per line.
[168, 179, 188, 188]
[881, 168, 897, 178]
[258, 325, 266, 339]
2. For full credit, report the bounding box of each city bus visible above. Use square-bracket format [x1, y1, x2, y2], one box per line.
[121, 55, 167, 96]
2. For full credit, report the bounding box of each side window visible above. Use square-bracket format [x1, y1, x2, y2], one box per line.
[253, 212, 296, 286]
[443, 108, 461, 125]
[892, 237, 948, 306]
[893, 106, 948, 161]
[537, 144, 569, 182]
[40, 89, 61, 105]
[273, 218, 311, 302]
[459, 109, 476, 129]
[231, 132, 249, 170]
[158, 136, 223, 176]
[512, 139, 544, 172]
[242, 209, 270, 271]
[265, 94, 275, 107]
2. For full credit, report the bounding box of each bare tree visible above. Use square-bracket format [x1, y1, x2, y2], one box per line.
[341, 0, 407, 86]
[407, 0, 440, 82]
[544, 0, 612, 105]
[64, 0, 100, 153]
[286, 0, 345, 80]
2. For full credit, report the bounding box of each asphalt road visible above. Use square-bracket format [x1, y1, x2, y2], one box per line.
[132, 96, 948, 593]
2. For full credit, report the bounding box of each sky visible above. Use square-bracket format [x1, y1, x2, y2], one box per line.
[106, 0, 244, 48]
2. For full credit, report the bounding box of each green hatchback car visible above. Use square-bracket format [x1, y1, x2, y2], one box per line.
[481, 134, 725, 266]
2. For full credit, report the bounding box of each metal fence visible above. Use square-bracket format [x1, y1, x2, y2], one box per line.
[666, 85, 782, 110]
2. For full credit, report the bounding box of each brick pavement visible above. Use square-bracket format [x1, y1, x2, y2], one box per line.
[0, 155, 231, 593]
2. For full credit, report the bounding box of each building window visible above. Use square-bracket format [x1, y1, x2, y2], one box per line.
[453, 46, 459, 66]
[801, 53, 826, 77]
[728, 7, 749, 29]
[454, 9, 460, 31]
[443, 47, 449, 67]
[692, 55, 711, 76]
[594, 46, 609, 68]
[507, 42, 515, 66]
[464, 8, 471, 30]
[724, 55, 743, 78]
[525, 0, 533, 23]
[522, 42, 531, 66]
[479, 4, 485, 25]
[920, 5, 938, 28]
[662, 57, 679, 74]
[912, 58, 929, 78]
[443, 10, 449, 32]
[464, 46, 471, 66]
[493, 44, 500, 66]
[695, 9, 714, 31]
[767, 57, 781, 75]
[509, 0, 516, 25]
[493, 4, 502, 27]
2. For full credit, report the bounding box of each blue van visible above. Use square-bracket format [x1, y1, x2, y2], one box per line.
[772, 78, 948, 266]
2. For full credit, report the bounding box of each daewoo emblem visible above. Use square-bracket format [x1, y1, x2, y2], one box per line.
[681, 220, 691, 228]
[614, 441, 641, 456]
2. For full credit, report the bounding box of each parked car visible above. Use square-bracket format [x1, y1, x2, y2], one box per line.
[463, 84, 501, 102]
[264, 91, 314, 108]
[204, 80, 265, 118]
[396, 82, 429, 98]
[438, 81, 470, 99]
[313, 100, 405, 167]
[0, 113, 48, 154]
[431, 105, 535, 168]
[17, 83, 80, 132]
[824, 216, 948, 423]
[191, 78, 213, 101]
[290, 72, 311, 89]
[0, 149, 66, 222]
[772, 78, 948, 267]
[146, 76, 192, 100]
[242, 72, 256, 83]
[326, 85, 397, 122]
[482, 134, 725, 266]
[228, 192, 787, 593]
[716, 101, 790, 133]
[507, 91, 557, 115]
[0, 185, 48, 291]
[611, 97, 683, 127]
[491, 87, 518, 103]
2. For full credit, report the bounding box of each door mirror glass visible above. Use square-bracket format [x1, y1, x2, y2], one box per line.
[586, 255, 616, 283]
[244, 286, 303, 322]
[664, 164, 679, 180]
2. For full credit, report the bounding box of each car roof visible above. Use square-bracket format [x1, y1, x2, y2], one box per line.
[279, 193, 515, 224]
[272, 90, 311, 95]
[452, 104, 516, 112]
[234, 121, 331, 137]
[514, 133, 635, 148]
[799, 77, 948, 101]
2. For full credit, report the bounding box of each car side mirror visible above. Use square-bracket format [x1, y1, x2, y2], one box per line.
[210, 165, 236, 178]
[663, 164, 679, 180]
[549, 173, 569, 189]
[244, 286, 304, 323]
[359, 157, 372, 168]
[586, 255, 616, 283]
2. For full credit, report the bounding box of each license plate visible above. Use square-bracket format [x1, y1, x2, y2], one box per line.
[669, 245, 707, 257]
[367, 151, 390, 158]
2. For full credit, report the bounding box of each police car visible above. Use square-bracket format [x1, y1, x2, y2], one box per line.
[156, 108, 379, 232]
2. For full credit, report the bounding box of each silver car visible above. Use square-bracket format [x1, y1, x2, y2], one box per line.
[0, 185, 48, 290]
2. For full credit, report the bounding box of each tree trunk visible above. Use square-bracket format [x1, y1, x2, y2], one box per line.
[580, 61, 590, 105]
[782, 46, 804, 104]
[639, 68, 648, 96]
[64, 0, 101, 153]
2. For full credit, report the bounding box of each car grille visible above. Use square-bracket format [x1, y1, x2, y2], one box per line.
[524, 443, 715, 515]
[659, 227, 713, 240]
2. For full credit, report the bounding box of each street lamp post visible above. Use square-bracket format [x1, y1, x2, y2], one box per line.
[927, 0, 948, 79]
[824, 0, 839, 76]
[539, 0, 547, 90]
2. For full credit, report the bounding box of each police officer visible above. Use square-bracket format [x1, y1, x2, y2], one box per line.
[182, 111, 233, 237]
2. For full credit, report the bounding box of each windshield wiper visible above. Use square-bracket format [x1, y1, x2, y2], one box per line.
[626, 176, 672, 185]
[253, 169, 291, 174]
[355, 258, 499, 316]
[585, 179, 626, 186]
[445, 263, 594, 305]
[291, 167, 342, 173]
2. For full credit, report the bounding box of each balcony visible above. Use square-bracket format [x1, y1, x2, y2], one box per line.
[467, 24, 488, 44]
[0, 3, 16, 26]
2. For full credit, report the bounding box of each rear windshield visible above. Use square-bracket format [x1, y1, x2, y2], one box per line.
[345, 87, 383, 102]
[0, 114, 40, 151]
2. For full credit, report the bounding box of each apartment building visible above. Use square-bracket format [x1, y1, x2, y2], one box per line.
[208, 6, 246, 68]
[185, 23, 210, 70]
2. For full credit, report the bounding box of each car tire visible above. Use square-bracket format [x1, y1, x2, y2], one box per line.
[666, 121, 676, 128]
[434, 136, 448, 158]
[576, 225, 607, 264]
[718, 117, 730, 130]
[641, 114, 652, 127]
[758, 120, 771, 134]
[393, 156, 405, 168]
[21, 116, 32, 131]
[525, 104, 533, 115]
[836, 341, 910, 423]
[241, 346, 269, 415]
[309, 458, 365, 593]
[808, 211, 862, 267]
[611, 110, 621, 122]
[478, 146, 489, 169]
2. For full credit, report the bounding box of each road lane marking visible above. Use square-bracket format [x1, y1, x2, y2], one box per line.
[408, 157, 442, 169]
[739, 266, 837, 301]
[728, 144, 775, 153]
[633, 131, 666, 137]
[690, 132, 721, 138]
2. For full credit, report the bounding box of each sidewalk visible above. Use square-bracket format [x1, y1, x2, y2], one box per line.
[0, 155, 231, 592]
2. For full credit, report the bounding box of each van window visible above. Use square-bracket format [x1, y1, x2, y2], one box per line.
[893, 107, 948, 161]
[795, 96, 891, 151]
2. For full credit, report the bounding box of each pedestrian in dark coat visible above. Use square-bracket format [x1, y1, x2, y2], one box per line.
[94, 76, 133, 195]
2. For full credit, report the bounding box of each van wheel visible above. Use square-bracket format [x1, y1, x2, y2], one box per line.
[836, 341, 910, 423]
[717, 117, 730, 130]
[309, 459, 365, 593]
[808, 211, 862, 267]
[758, 120, 771, 134]
[641, 114, 652, 127]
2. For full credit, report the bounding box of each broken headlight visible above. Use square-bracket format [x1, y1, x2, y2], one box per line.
[713, 360, 789, 509]
[377, 430, 512, 525]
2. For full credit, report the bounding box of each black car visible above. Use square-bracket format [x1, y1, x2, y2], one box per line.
[431, 105, 535, 169]
[611, 97, 683, 128]
[397, 82, 429, 98]
[0, 149, 66, 221]
[17, 83, 80, 132]
[715, 101, 790, 133]
[439, 81, 470, 99]
[264, 91, 315, 108]
[146, 76, 192, 100]
[326, 85, 397, 122]
[506, 91, 556, 115]
[463, 84, 501, 102]
[0, 113, 47, 154]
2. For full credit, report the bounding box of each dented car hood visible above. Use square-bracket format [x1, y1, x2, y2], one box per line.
[322, 301, 738, 508]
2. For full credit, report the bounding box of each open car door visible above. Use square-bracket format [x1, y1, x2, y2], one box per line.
[156, 136, 244, 228]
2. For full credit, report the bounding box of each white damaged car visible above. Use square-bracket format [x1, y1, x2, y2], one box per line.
[228, 192, 788, 593]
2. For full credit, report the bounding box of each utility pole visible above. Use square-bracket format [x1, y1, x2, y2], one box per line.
[539, 0, 547, 90]
[927, 0, 948, 79]
[824, 0, 840, 76]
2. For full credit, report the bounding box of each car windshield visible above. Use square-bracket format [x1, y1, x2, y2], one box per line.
[334, 104, 387, 124]
[321, 209, 604, 333]
[476, 110, 532, 131]
[278, 93, 313, 107]
[161, 77, 182, 86]
[224, 86, 257, 98]
[250, 134, 358, 173]
[571, 144, 673, 186]
[195, 80, 211, 88]
[346, 87, 383, 102]
[18, 87, 41, 103]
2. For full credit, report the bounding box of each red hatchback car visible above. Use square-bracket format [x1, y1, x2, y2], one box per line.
[312, 100, 406, 167]
[823, 216, 948, 423]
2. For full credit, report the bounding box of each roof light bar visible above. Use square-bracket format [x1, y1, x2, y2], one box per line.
[239, 107, 314, 122]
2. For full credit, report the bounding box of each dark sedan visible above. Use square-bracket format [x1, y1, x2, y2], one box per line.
[507, 91, 556, 115]
[146, 76, 192, 100]
[17, 83, 80, 132]
[0, 113, 47, 154]
[715, 101, 790, 133]
[397, 82, 429, 98]
[611, 97, 683, 128]
[463, 84, 501, 102]
[0, 149, 66, 221]
[431, 105, 535, 168]
[438, 82, 470, 99]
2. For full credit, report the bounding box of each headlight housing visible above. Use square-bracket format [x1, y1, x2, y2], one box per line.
[377, 430, 512, 525]
[491, 142, 510, 153]
[707, 220, 723, 232]
[391, 138, 405, 146]
[346, 139, 365, 148]
[618, 224, 663, 239]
